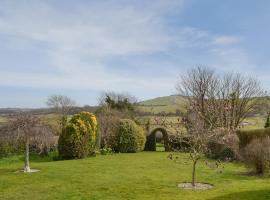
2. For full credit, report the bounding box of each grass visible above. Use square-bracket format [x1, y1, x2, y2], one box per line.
[0, 116, 8, 124]
[156, 143, 165, 152]
[241, 116, 266, 130]
[1, 152, 270, 200]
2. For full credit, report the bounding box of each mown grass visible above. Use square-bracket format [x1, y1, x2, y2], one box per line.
[1, 152, 270, 200]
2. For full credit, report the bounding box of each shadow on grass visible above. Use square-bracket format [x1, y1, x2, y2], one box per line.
[0, 168, 18, 174]
[18, 152, 58, 163]
[207, 190, 270, 200]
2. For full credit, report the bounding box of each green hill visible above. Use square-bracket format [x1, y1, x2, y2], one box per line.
[137, 95, 188, 114]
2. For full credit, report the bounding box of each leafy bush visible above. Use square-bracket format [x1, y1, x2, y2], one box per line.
[0, 141, 12, 157]
[206, 141, 236, 161]
[240, 137, 270, 175]
[237, 128, 270, 148]
[109, 119, 146, 153]
[100, 147, 113, 155]
[167, 134, 191, 152]
[58, 112, 97, 159]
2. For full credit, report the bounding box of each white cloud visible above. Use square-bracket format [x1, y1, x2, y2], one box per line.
[0, 0, 264, 103]
[212, 36, 241, 46]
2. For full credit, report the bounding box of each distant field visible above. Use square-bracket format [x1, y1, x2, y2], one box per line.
[138, 95, 269, 131]
[241, 116, 266, 130]
[0, 116, 8, 126]
[0, 95, 268, 131]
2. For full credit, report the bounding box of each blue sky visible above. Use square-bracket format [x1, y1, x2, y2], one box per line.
[1, 0, 270, 108]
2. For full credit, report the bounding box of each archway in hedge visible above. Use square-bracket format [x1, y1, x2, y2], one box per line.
[144, 128, 170, 152]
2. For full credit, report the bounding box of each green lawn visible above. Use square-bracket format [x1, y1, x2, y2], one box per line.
[1, 152, 270, 200]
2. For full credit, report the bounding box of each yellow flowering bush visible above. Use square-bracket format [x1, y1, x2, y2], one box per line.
[58, 112, 97, 159]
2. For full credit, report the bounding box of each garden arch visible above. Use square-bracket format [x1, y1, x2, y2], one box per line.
[144, 127, 170, 151]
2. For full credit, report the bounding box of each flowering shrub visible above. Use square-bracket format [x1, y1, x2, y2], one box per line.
[58, 112, 97, 159]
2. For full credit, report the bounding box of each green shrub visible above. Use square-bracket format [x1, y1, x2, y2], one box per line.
[167, 134, 191, 152]
[58, 112, 97, 159]
[109, 119, 146, 153]
[0, 141, 12, 158]
[206, 141, 236, 161]
[240, 137, 270, 175]
[265, 115, 270, 128]
[237, 128, 270, 148]
[100, 147, 113, 155]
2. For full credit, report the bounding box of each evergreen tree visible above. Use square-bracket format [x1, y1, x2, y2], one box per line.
[265, 113, 270, 128]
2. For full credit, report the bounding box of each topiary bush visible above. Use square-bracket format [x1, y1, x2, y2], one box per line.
[58, 112, 97, 159]
[109, 119, 146, 153]
[237, 128, 270, 148]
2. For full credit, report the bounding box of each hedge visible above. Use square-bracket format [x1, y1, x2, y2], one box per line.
[236, 128, 270, 148]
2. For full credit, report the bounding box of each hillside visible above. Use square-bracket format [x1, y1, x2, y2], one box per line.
[138, 95, 188, 115]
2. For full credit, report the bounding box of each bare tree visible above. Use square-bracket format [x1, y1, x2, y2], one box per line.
[3, 113, 54, 172]
[96, 107, 121, 149]
[46, 95, 76, 131]
[170, 66, 260, 188]
[177, 66, 264, 130]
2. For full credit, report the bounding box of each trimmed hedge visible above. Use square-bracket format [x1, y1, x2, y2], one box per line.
[237, 128, 270, 148]
[145, 128, 170, 152]
[109, 119, 146, 153]
[144, 133, 156, 151]
[58, 112, 97, 159]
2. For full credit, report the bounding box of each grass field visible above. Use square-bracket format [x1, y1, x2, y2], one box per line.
[242, 116, 266, 130]
[0, 116, 7, 123]
[1, 152, 270, 200]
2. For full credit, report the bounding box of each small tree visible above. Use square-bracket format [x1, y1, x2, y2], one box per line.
[4, 113, 54, 172]
[46, 95, 76, 133]
[168, 108, 232, 188]
[95, 106, 121, 149]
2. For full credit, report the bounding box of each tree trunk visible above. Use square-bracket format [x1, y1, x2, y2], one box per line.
[192, 160, 198, 187]
[24, 136, 31, 172]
